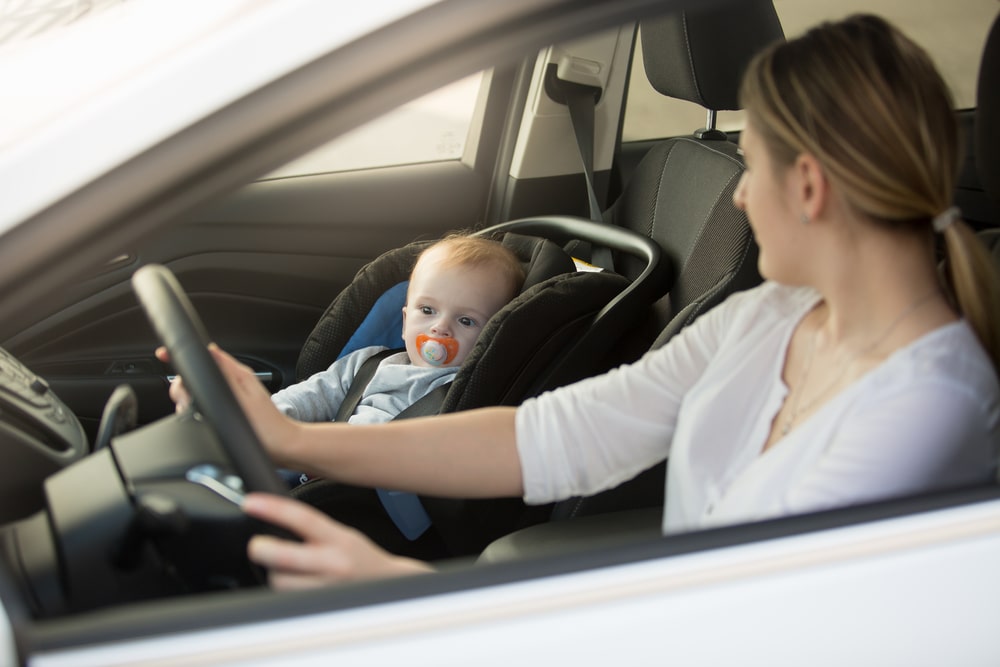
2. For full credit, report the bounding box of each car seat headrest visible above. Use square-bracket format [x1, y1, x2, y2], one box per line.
[499, 231, 579, 289]
[640, 0, 784, 111]
[976, 11, 1000, 207]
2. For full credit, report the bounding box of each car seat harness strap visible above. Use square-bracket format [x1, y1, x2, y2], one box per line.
[339, 348, 451, 540]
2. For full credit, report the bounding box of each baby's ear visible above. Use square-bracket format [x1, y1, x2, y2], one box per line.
[400, 306, 407, 328]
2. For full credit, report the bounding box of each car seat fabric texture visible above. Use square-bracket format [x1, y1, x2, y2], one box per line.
[605, 137, 760, 352]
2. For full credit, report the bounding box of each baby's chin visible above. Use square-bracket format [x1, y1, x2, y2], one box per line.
[407, 353, 468, 369]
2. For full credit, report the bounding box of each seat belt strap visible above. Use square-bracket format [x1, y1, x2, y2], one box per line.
[340, 349, 452, 540]
[562, 79, 615, 272]
[335, 347, 399, 422]
[563, 80, 603, 223]
[396, 383, 450, 419]
[375, 383, 451, 540]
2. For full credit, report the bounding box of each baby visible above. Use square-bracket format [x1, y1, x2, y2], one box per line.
[272, 235, 524, 539]
[271, 234, 525, 425]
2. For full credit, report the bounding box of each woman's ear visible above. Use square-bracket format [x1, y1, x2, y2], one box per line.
[794, 152, 831, 222]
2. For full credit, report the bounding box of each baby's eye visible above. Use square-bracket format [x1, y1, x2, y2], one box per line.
[419, 306, 435, 315]
[458, 316, 477, 328]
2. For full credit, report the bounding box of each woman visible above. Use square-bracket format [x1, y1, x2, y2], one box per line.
[184, 14, 1000, 589]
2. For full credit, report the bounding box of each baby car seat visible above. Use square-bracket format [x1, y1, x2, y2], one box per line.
[288, 217, 669, 559]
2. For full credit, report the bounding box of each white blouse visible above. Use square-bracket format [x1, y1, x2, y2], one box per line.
[515, 281, 1000, 534]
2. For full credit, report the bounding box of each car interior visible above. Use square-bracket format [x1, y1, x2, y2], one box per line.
[286, 218, 669, 559]
[0, 0, 997, 657]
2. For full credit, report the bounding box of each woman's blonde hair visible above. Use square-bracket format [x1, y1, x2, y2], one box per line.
[740, 14, 1000, 368]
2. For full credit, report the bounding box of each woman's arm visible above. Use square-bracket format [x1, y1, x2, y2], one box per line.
[208, 345, 525, 499]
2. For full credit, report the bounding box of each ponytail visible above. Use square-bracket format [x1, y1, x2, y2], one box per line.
[941, 219, 1000, 369]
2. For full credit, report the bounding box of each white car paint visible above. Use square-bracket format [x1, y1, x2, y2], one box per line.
[0, 0, 436, 235]
[26, 497, 1000, 666]
[0, 1, 996, 664]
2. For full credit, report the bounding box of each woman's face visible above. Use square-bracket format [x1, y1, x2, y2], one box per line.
[733, 122, 807, 284]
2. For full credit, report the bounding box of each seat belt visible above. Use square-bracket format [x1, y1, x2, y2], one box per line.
[374, 384, 450, 540]
[563, 80, 603, 223]
[334, 347, 399, 422]
[557, 74, 615, 272]
[339, 348, 451, 540]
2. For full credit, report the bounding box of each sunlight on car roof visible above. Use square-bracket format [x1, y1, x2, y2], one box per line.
[0, 0, 126, 46]
[0, 0, 438, 235]
[0, 0, 261, 151]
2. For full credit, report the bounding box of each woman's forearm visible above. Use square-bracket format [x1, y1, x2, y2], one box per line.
[204, 345, 522, 500]
[279, 406, 524, 499]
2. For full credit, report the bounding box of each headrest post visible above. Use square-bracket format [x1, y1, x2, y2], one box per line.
[694, 110, 727, 141]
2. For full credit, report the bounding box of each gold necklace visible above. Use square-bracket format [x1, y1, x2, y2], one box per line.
[779, 292, 939, 437]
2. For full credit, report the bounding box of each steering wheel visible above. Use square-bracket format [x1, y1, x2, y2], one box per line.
[132, 264, 287, 496]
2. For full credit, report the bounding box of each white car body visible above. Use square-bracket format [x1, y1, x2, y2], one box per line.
[0, 1, 997, 665]
[0, 0, 436, 231]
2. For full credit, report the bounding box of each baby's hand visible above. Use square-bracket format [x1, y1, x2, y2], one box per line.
[154, 346, 191, 413]
[156, 344, 298, 465]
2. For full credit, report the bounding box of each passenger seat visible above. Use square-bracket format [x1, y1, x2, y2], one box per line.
[550, 0, 785, 521]
[975, 10, 1000, 257]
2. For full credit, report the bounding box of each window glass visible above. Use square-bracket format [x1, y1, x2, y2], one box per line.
[263, 72, 484, 179]
[622, 0, 996, 142]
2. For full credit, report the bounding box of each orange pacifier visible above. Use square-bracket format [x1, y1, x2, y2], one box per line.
[416, 334, 459, 366]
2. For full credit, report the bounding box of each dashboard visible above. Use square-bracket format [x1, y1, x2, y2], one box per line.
[0, 347, 88, 525]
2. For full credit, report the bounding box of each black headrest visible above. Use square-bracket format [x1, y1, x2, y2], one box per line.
[977, 11, 1000, 207]
[495, 232, 578, 289]
[640, 0, 784, 110]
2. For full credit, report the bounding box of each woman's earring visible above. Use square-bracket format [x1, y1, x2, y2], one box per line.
[800, 212, 810, 225]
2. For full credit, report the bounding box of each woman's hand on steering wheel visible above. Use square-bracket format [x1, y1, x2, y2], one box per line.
[242, 492, 433, 590]
[160, 345, 432, 589]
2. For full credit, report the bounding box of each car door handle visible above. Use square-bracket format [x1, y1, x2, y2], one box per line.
[166, 371, 273, 384]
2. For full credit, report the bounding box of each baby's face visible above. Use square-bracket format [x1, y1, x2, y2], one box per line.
[401, 249, 511, 368]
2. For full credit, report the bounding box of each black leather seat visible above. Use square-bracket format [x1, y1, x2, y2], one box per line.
[484, 4, 1000, 563]
[604, 1, 783, 360]
[549, 0, 784, 522]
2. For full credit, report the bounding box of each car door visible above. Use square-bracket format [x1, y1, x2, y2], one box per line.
[0, 25, 636, 445]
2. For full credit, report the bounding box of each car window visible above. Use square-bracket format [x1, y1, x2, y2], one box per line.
[622, 0, 996, 142]
[263, 71, 485, 179]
